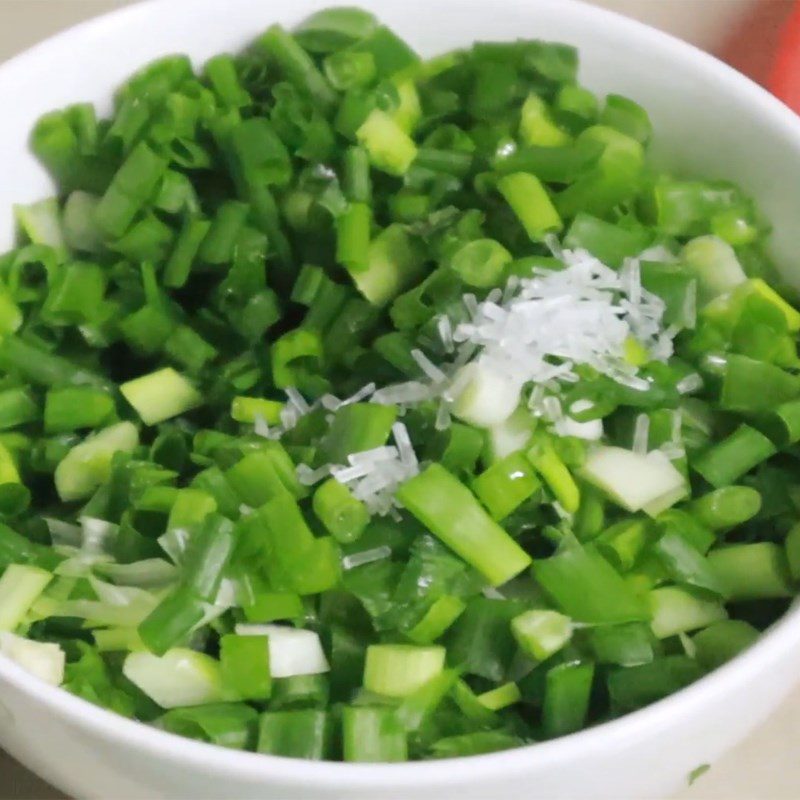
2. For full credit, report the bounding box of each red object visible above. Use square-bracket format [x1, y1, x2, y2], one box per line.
[717, 0, 795, 96]
[770, 1, 800, 111]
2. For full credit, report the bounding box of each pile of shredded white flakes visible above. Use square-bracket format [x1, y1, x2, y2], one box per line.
[269, 247, 694, 519]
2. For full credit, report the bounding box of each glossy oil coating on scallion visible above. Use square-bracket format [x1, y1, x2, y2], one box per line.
[0, 6, 798, 762]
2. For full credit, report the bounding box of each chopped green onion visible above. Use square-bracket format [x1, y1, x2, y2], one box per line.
[511, 609, 572, 661]
[121, 368, 202, 425]
[363, 644, 445, 697]
[257, 709, 332, 760]
[397, 464, 532, 586]
[0, 564, 52, 631]
[342, 706, 407, 762]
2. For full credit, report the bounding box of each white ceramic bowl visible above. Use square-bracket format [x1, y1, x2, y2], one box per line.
[2, 1, 800, 797]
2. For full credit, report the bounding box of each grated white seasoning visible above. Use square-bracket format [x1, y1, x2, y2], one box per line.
[276, 247, 678, 513]
[342, 545, 392, 570]
[450, 249, 670, 393]
[302, 422, 421, 516]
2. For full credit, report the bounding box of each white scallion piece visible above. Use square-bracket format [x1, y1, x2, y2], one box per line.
[676, 373, 703, 395]
[234, 624, 330, 677]
[78, 517, 119, 555]
[284, 386, 310, 415]
[123, 649, 226, 708]
[158, 527, 191, 565]
[632, 414, 650, 455]
[95, 559, 177, 588]
[253, 415, 272, 438]
[554, 399, 603, 441]
[44, 518, 82, 548]
[0, 632, 65, 686]
[581, 446, 688, 516]
[450, 362, 522, 428]
[488, 407, 536, 461]
[682, 235, 747, 302]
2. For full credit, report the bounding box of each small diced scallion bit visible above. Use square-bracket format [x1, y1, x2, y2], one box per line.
[581, 446, 687, 516]
[527, 436, 581, 514]
[54, 421, 138, 501]
[397, 464, 532, 586]
[692, 425, 776, 488]
[476, 682, 521, 711]
[511, 609, 572, 661]
[497, 172, 562, 241]
[220, 634, 272, 701]
[44, 387, 115, 434]
[121, 368, 202, 425]
[543, 662, 594, 738]
[230, 396, 283, 425]
[123, 648, 227, 708]
[356, 110, 417, 177]
[351, 223, 423, 306]
[532, 543, 648, 624]
[472, 452, 541, 520]
[342, 706, 408, 762]
[692, 620, 759, 671]
[450, 362, 521, 429]
[14, 198, 66, 252]
[648, 586, 727, 639]
[363, 643, 445, 697]
[519, 94, 570, 147]
[235, 624, 329, 678]
[707, 543, 794, 600]
[0, 632, 64, 685]
[686, 486, 761, 530]
[682, 235, 747, 303]
[405, 596, 466, 644]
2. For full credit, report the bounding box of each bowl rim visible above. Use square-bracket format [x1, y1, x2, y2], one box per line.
[2, 0, 800, 788]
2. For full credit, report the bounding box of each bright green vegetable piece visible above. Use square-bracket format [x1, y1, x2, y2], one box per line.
[397, 464, 532, 586]
[511, 609, 572, 661]
[543, 662, 594, 738]
[692, 425, 777, 488]
[405, 595, 466, 644]
[707, 543, 794, 600]
[477, 681, 521, 711]
[121, 368, 202, 425]
[532, 542, 649, 624]
[0, 564, 52, 631]
[54, 422, 138, 501]
[342, 706, 407, 762]
[648, 586, 727, 639]
[220, 634, 272, 701]
[312, 478, 370, 543]
[497, 172, 563, 241]
[472, 451, 541, 520]
[123, 649, 227, 709]
[257, 709, 332, 759]
[356, 110, 417, 176]
[363, 644, 445, 698]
